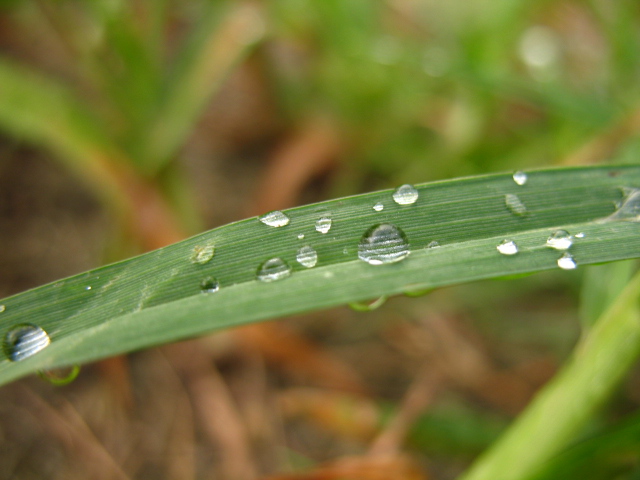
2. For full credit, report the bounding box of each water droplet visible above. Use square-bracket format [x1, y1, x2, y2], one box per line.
[296, 246, 318, 268]
[358, 224, 410, 265]
[191, 244, 215, 264]
[0, 305, 5, 313]
[315, 215, 332, 234]
[343, 247, 349, 255]
[607, 188, 640, 221]
[200, 276, 220, 293]
[575, 232, 585, 238]
[4, 324, 51, 362]
[393, 184, 419, 205]
[39, 365, 80, 385]
[426, 241, 440, 248]
[297, 233, 305, 240]
[513, 171, 528, 186]
[557, 252, 577, 270]
[85, 286, 92, 291]
[373, 202, 384, 212]
[349, 296, 387, 312]
[497, 240, 518, 255]
[546, 230, 573, 250]
[505, 194, 527, 216]
[259, 211, 290, 227]
[257, 258, 291, 282]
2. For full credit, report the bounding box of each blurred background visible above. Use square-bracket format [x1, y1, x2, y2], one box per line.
[0, 0, 639, 479]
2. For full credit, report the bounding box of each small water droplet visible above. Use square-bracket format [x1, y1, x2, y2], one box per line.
[349, 296, 387, 312]
[200, 276, 220, 293]
[358, 224, 410, 265]
[85, 286, 92, 291]
[426, 241, 440, 248]
[575, 232, 585, 238]
[343, 247, 349, 255]
[315, 215, 332, 234]
[505, 194, 528, 216]
[606, 188, 640, 221]
[0, 305, 5, 313]
[39, 365, 80, 385]
[297, 233, 305, 240]
[4, 324, 51, 362]
[557, 252, 577, 270]
[497, 240, 518, 255]
[257, 258, 291, 282]
[296, 246, 318, 268]
[191, 244, 215, 264]
[373, 202, 384, 212]
[546, 230, 573, 250]
[259, 211, 290, 227]
[393, 184, 419, 205]
[513, 171, 528, 186]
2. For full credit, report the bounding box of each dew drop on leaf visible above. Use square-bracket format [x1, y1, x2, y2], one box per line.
[259, 211, 290, 227]
[358, 224, 410, 265]
[606, 188, 640, 221]
[546, 230, 573, 250]
[557, 252, 577, 270]
[513, 171, 528, 186]
[497, 239, 518, 255]
[4, 324, 51, 362]
[200, 276, 220, 294]
[39, 365, 81, 385]
[393, 184, 419, 205]
[257, 258, 292, 282]
[349, 296, 387, 311]
[505, 194, 528, 216]
[296, 246, 318, 268]
[426, 241, 440, 248]
[373, 202, 384, 212]
[297, 233, 305, 240]
[0, 305, 5, 313]
[191, 244, 215, 264]
[575, 232, 585, 238]
[315, 215, 332, 234]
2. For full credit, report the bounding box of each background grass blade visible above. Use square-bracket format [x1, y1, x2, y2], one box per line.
[1, 166, 640, 386]
[458, 267, 640, 480]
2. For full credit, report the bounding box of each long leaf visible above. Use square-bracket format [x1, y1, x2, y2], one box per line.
[1, 166, 640, 386]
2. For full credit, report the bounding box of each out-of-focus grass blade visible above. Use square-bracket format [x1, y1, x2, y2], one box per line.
[459, 262, 640, 480]
[0, 57, 125, 197]
[1, 166, 640, 386]
[138, 2, 266, 172]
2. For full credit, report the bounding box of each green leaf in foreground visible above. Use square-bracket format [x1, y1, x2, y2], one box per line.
[1, 166, 640, 386]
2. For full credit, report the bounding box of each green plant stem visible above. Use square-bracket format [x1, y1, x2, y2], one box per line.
[458, 269, 640, 480]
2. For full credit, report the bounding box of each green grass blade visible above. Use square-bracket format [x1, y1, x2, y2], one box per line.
[458, 266, 640, 480]
[138, 2, 266, 172]
[1, 166, 640, 386]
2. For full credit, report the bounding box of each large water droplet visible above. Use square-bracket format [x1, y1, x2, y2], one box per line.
[393, 184, 419, 205]
[505, 194, 528, 216]
[315, 215, 332, 234]
[200, 276, 220, 293]
[358, 224, 410, 265]
[373, 202, 384, 212]
[557, 252, 577, 270]
[296, 246, 318, 268]
[497, 239, 518, 255]
[546, 230, 573, 250]
[257, 258, 291, 282]
[513, 171, 528, 186]
[349, 296, 387, 312]
[259, 211, 290, 227]
[191, 244, 215, 264]
[4, 324, 51, 362]
[607, 188, 640, 221]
